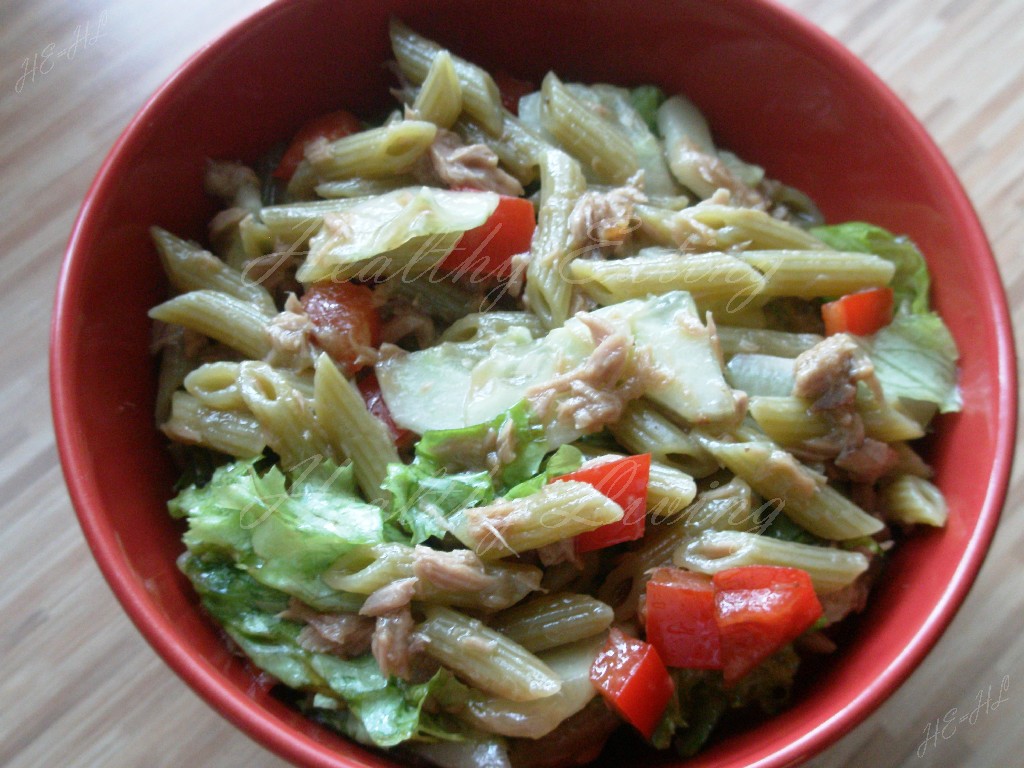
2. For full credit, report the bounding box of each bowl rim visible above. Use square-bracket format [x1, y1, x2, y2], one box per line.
[49, 0, 1018, 766]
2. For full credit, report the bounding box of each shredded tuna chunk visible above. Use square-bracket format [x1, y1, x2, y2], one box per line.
[204, 160, 262, 211]
[428, 129, 524, 196]
[568, 172, 647, 255]
[412, 546, 493, 592]
[526, 314, 647, 434]
[264, 293, 316, 370]
[360, 577, 418, 617]
[793, 334, 879, 411]
[834, 437, 899, 485]
[819, 574, 872, 624]
[536, 538, 581, 568]
[379, 309, 435, 348]
[372, 608, 416, 680]
[280, 599, 374, 657]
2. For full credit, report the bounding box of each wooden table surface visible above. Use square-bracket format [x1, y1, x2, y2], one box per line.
[1, 1, 1020, 766]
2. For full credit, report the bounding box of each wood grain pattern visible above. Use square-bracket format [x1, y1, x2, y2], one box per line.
[0, 1, 1019, 766]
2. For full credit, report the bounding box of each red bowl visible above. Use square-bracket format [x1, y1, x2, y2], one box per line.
[50, 1, 1017, 766]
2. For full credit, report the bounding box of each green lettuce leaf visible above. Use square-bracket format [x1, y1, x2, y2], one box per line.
[503, 444, 585, 500]
[629, 85, 667, 134]
[810, 222, 931, 313]
[180, 555, 467, 747]
[861, 313, 962, 413]
[170, 458, 383, 610]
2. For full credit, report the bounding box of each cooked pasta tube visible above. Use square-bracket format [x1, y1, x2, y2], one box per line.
[238, 361, 331, 470]
[161, 391, 266, 458]
[880, 474, 948, 526]
[306, 120, 438, 180]
[455, 113, 548, 185]
[748, 395, 925, 444]
[524, 149, 587, 329]
[570, 248, 766, 305]
[459, 635, 604, 738]
[573, 446, 698, 521]
[148, 290, 271, 360]
[151, 227, 276, 315]
[417, 605, 562, 702]
[609, 400, 720, 478]
[675, 529, 870, 593]
[540, 73, 638, 184]
[738, 250, 896, 298]
[716, 326, 823, 359]
[449, 480, 623, 559]
[390, 19, 504, 134]
[702, 439, 884, 540]
[412, 50, 463, 128]
[489, 593, 613, 652]
[313, 354, 398, 503]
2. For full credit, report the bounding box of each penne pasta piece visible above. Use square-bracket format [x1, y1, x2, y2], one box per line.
[608, 399, 720, 478]
[238, 361, 331, 470]
[570, 247, 766, 306]
[675, 529, 870, 593]
[737, 250, 895, 298]
[313, 354, 399, 503]
[306, 120, 438, 181]
[489, 593, 613, 652]
[540, 73, 638, 185]
[455, 112, 548, 185]
[880, 474, 948, 527]
[161, 391, 266, 458]
[449, 480, 623, 559]
[702, 438, 884, 540]
[412, 50, 463, 128]
[574, 446, 698, 520]
[151, 227, 276, 316]
[390, 19, 504, 134]
[184, 361, 247, 411]
[524, 149, 587, 329]
[153, 325, 194, 425]
[148, 290, 271, 360]
[314, 176, 415, 199]
[459, 635, 604, 738]
[417, 605, 562, 702]
[748, 395, 925, 444]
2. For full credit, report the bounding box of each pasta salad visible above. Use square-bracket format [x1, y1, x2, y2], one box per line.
[148, 20, 961, 768]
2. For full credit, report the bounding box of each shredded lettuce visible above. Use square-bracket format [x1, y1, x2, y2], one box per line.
[180, 555, 467, 747]
[629, 85, 667, 134]
[170, 458, 383, 610]
[860, 313, 962, 413]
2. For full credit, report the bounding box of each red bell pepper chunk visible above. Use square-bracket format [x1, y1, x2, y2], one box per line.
[645, 568, 722, 670]
[557, 454, 651, 553]
[821, 287, 894, 336]
[273, 109, 362, 180]
[590, 627, 674, 739]
[357, 372, 416, 450]
[440, 195, 535, 280]
[301, 281, 380, 376]
[712, 566, 823, 686]
[493, 70, 535, 115]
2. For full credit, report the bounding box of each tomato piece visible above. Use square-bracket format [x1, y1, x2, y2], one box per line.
[440, 195, 535, 279]
[273, 109, 362, 180]
[821, 287, 894, 336]
[712, 566, 823, 686]
[493, 71, 535, 115]
[555, 454, 650, 553]
[357, 372, 416, 450]
[645, 568, 722, 670]
[301, 281, 379, 376]
[590, 627, 674, 739]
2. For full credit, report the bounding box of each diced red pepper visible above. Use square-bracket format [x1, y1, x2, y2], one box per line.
[440, 195, 535, 280]
[712, 566, 823, 686]
[555, 454, 651, 553]
[273, 109, 362, 180]
[821, 287, 894, 336]
[590, 628, 674, 739]
[357, 372, 416, 450]
[493, 71, 535, 115]
[644, 568, 722, 670]
[301, 281, 380, 376]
